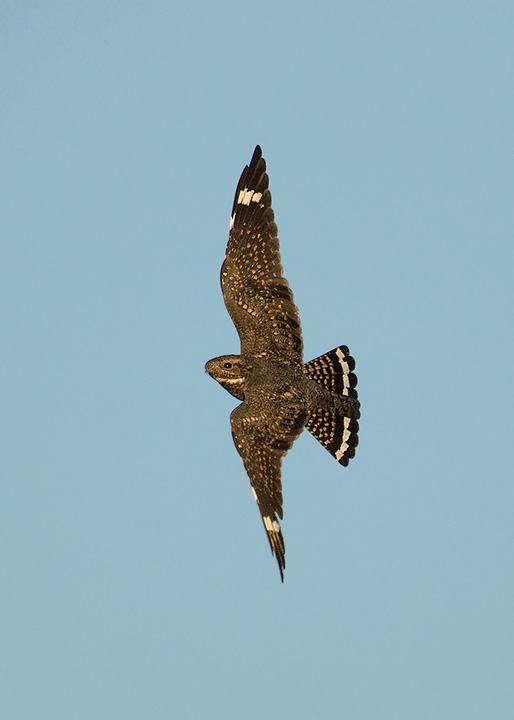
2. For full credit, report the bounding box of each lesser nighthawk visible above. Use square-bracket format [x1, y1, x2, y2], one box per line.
[205, 146, 360, 580]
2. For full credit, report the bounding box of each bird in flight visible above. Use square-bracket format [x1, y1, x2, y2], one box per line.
[205, 146, 360, 580]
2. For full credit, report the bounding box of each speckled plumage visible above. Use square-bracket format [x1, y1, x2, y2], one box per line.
[205, 146, 360, 581]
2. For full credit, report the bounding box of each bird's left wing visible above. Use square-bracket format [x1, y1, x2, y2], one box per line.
[230, 396, 307, 581]
[221, 146, 303, 363]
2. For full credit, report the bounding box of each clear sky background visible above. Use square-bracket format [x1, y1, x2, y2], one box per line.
[2, 2, 514, 718]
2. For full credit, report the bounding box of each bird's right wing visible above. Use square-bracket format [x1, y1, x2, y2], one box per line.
[221, 146, 303, 363]
[230, 397, 307, 581]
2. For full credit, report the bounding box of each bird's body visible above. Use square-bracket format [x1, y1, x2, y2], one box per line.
[205, 146, 360, 580]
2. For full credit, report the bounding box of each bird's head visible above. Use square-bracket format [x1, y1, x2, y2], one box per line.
[205, 355, 251, 400]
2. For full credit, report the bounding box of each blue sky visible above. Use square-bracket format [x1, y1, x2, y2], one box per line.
[2, 1, 514, 718]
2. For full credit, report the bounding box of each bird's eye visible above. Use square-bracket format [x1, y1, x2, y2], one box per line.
[224, 361, 233, 369]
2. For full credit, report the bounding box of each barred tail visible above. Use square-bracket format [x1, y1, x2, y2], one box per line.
[304, 345, 360, 467]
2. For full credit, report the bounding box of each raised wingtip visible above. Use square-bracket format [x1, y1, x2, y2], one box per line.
[249, 145, 264, 171]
